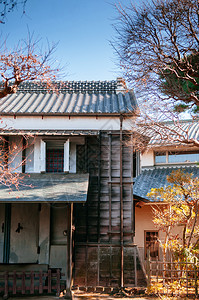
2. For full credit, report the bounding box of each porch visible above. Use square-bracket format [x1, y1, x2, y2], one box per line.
[0, 174, 89, 299]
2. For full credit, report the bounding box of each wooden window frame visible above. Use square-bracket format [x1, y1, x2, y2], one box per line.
[144, 230, 159, 259]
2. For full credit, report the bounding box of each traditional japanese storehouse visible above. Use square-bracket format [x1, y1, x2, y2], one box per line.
[0, 78, 146, 298]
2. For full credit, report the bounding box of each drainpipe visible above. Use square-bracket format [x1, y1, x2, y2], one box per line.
[120, 115, 124, 288]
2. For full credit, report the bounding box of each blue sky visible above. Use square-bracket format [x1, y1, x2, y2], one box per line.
[1, 0, 132, 81]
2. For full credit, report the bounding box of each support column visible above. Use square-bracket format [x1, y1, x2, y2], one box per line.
[120, 116, 124, 288]
[3, 204, 11, 264]
[65, 203, 73, 299]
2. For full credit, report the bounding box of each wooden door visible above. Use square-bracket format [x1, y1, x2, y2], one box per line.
[9, 204, 39, 263]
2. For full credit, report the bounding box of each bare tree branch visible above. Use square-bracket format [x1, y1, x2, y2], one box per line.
[0, 33, 60, 98]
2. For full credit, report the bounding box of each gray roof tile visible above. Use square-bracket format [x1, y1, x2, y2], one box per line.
[134, 166, 199, 200]
[0, 91, 137, 115]
[0, 79, 138, 115]
[0, 173, 89, 203]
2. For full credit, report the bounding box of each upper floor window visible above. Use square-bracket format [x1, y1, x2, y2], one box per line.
[155, 150, 199, 165]
[46, 149, 64, 173]
[168, 151, 199, 163]
[154, 151, 166, 164]
[46, 140, 65, 173]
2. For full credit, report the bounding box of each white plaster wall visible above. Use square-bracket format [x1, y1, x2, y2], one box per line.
[0, 115, 134, 131]
[25, 138, 34, 172]
[31, 137, 85, 173]
[38, 204, 50, 265]
[8, 136, 22, 172]
[140, 150, 154, 167]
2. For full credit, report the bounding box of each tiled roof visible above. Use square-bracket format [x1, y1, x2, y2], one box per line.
[149, 121, 199, 145]
[133, 166, 199, 200]
[0, 129, 99, 136]
[0, 90, 137, 115]
[16, 80, 121, 94]
[0, 173, 89, 203]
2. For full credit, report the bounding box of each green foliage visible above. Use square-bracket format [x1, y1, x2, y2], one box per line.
[160, 53, 199, 113]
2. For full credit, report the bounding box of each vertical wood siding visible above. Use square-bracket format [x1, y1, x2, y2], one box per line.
[74, 132, 146, 287]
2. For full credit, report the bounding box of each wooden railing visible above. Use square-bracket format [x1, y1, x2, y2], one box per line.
[146, 255, 199, 297]
[0, 269, 64, 299]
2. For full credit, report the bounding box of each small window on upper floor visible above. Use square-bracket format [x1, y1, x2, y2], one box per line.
[155, 150, 199, 165]
[154, 151, 166, 164]
[46, 141, 64, 173]
[168, 151, 199, 163]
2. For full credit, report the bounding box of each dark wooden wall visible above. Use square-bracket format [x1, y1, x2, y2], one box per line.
[74, 132, 146, 287]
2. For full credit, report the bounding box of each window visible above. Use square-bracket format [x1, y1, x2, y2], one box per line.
[155, 150, 199, 165]
[45, 140, 65, 173]
[168, 151, 199, 163]
[46, 149, 64, 173]
[145, 231, 159, 258]
[154, 151, 166, 164]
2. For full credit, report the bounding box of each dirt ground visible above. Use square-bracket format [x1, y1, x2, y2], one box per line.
[0, 294, 156, 300]
[0, 297, 155, 300]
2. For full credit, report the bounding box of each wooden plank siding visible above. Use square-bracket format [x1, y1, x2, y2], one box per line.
[74, 132, 147, 287]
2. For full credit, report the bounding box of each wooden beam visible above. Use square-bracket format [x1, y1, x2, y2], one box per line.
[22, 137, 26, 173]
[108, 133, 112, 244]
[65, 203, 73, 299]
[97, 132, 101, 243]
[3, 204, 11, 264]
[97, 132, 101, 286]
[120, 116, 124, 288]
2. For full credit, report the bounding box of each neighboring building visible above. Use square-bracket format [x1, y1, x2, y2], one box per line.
[133, 121, 199, 264]
[0, 78, 147, 298]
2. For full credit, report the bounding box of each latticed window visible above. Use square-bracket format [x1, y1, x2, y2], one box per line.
[145, 231, 159, 258]
[46, 149, 64, 173]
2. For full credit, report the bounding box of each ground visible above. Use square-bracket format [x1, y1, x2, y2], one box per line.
[0, 295, 154, 300]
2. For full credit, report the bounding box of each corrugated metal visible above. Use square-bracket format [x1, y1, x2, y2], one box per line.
[0, 91, 137, 115]
[0, 173, 89, 203]
[133, 166, 199, 200]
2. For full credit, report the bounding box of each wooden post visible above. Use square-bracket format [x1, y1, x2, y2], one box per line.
[39, 271, 43, 294]
[156, 256, 158, 283]
[3, 204, 11, 264]
[97, 132, 101, 286]
[194, 257, 198, 297]
[4, 272, 8, 300]
[22, 136, 26, 173]
[134, 246, 137, 286]
[22, 272, 26, 294]
[56, 269, 61, 296]
[186, 256, 188, 297]
[64, 203, 73, 299]
[30, 271, 34, 294]
[146, 249, 151, 288]
[108, 133, 112, 244]
[13, 271, 17, 295]
[48, 269, 52, 294]
[120, 115, 124, 288]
